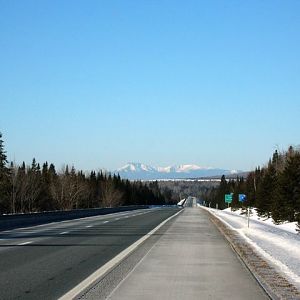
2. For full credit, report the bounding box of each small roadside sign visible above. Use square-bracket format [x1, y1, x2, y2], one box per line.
[239, 194, 247, 202]
[225, 194, 233, 203]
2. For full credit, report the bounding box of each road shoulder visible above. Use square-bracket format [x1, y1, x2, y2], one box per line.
[206, 209, 300, 300]
[99, 208, 269, 300]
[74, 209, 182, 300]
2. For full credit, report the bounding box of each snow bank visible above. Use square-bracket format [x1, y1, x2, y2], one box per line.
[204, 207, 300, 290]
[223, 207, 298, 234]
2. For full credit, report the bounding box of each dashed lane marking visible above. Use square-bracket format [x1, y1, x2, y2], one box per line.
[18, 241, 33, 246]
[59, 209, 183, 300]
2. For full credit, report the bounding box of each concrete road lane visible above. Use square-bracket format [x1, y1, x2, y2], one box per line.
[0, 207, 180, 300]
[184, 196, 197, 207]
[106, 208, 269, 300]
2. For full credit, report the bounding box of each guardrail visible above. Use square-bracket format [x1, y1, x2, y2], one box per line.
[0, 206, 149, 231]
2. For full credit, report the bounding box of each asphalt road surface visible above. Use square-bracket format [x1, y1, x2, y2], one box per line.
[0, 207, 179, 300]
[184, 196, 197, 207]
[105, 208, 269, 300]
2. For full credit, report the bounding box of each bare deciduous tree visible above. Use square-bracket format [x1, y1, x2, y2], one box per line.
[101, 180, 123, 208]
[50, 166, 87, 210]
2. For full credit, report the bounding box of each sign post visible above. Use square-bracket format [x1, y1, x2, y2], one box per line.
[238, 194, 249, 228]
[247, 207, 250, 228]
[225, 194, 233, 208]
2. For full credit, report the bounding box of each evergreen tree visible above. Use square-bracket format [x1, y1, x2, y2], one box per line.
[0, 133, 10, 214]
[25, 158, 42, 212]
[276, 150, 300, 222]
[245, 171, 256, 207]
[0, 135, 170, 213]
[269, 151, 281, 223]
[39, 162, 55, 211]
[9, 161, 18, 213]
[88, 171, 98, 208]
[231, 177, 245, 210]
[215, 175, 230, 209]
[256, 163, 277, 218]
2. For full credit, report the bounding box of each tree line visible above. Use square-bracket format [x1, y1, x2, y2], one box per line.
[204, 146, 300, 229]
[0, 133, 169, 214]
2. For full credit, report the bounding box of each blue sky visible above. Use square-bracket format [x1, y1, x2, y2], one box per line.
[1, 0, 299, 171]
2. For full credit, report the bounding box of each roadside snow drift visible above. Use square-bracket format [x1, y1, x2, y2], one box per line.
[205, 207, 300, 290]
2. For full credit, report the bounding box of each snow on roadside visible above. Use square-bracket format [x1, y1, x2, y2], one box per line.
[223, 207, 298, 234]
[177, 199, 186, 206]
[203, 206, 300, 290]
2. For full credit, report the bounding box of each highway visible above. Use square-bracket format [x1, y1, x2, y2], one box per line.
[104, 208, 269, 300]
[0, 205, 270, 300]
[184, 196, 198, 207]
[0, 207, 179, 300]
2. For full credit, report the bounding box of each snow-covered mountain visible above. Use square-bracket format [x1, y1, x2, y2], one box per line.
[117, 162, 157, 173]
[114, 162, 239, 180]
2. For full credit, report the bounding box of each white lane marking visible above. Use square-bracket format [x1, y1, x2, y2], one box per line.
[103, 221, 109, 224]
[86, 225, 93, 228]
[1, 221, 60, 233]
[59, 209, 183, 300]
[59, 231, 69, 235]
[115, 218, 120, 221]
[18, 241, 33, 246]
[0, 210, 149, 233]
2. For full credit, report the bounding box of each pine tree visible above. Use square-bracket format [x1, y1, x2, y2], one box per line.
[0, 133, 10, 213]
[270, 151, 282, 223]
[9, 161, 18, 214]
[245, 172, 256, 207]
[88, 171, 97, 208]
[215, 175, 230, 209]
[294, 153, 300, 231]
[39, 162, 54, 211]
[277, 150, 300, 222]
[231, 177, 245, 210]
[256, 163, 276, 218]
[17, 162, 26, 213]
[26, 158, 42, 212]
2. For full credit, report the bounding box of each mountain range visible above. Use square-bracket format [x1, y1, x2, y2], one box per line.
[114, 162, 239, 180]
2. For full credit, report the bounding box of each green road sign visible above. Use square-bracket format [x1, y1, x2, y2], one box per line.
[225, 194, 233, 203]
